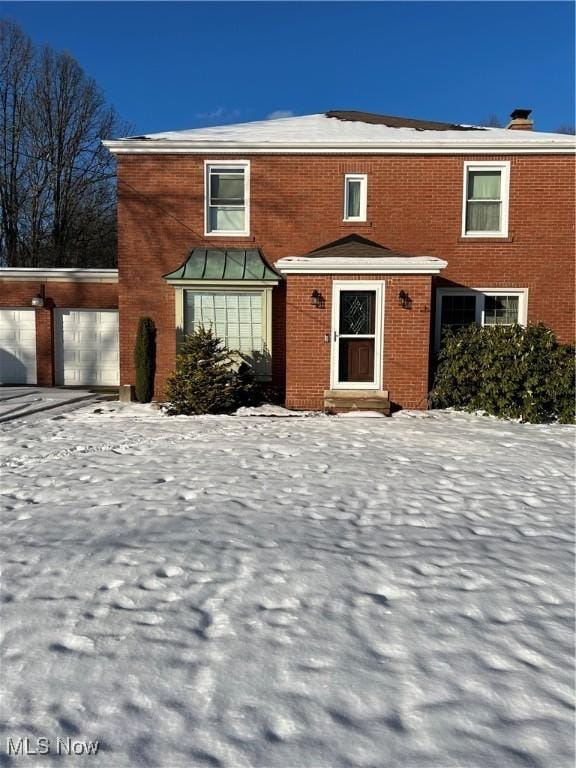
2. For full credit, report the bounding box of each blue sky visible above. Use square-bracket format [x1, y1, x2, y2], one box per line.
[3, 2, 575, 135]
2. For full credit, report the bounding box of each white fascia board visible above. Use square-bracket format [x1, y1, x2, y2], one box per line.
[103, 140, 576, 156]
[0, 268, 118, 282]
[275, 257, 448, 275]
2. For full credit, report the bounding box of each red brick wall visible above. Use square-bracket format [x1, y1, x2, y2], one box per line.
[117, 152, 575, 403]
[284, 274, 432, 410]
[0, 280, 118, 385]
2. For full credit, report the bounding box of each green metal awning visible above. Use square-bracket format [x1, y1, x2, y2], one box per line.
[163, 248, 281, 282]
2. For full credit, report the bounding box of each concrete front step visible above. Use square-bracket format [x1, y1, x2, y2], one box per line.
[324, 389, 391, 415]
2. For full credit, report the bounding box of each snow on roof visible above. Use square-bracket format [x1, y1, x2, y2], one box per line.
[114, 112, 575, 147]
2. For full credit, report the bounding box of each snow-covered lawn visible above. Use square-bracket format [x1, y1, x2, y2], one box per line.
[1, 405, 574, 768]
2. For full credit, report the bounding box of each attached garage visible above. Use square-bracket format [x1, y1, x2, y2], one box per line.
[55, 309, 119, 386]
[0, 308, 37, 384]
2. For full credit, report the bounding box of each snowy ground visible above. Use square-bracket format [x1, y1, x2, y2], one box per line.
[0, 404, 574, 768]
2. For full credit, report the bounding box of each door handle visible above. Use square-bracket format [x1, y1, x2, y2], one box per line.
[333, 330, 339, 342]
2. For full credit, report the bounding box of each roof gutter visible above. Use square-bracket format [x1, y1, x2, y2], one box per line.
[0, 267, 118, 283]
[103, 139, 576, 156]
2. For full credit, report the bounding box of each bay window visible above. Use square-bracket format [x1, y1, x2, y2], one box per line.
[182, 288, 271, 379]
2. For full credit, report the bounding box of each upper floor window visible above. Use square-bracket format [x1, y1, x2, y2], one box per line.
[343, 174, 367, 222]
[205, 162, 249, 235]
[462, 161, 510, 238]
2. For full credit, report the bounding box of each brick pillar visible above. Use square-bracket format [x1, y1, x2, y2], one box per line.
[35, 308, 54, 386]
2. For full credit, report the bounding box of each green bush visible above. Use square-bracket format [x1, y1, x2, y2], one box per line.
[165, 326, 255, 415]
[431, 323, 575, 424]
[133, 317, 156, 403]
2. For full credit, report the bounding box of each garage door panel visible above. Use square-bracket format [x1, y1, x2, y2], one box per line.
[63, 330, 118, 348]
[0, 309, 37, 384]
[62, 349, 119, 365]
[56, 309, 119, 386]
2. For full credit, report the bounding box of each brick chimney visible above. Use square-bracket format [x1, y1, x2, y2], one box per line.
[506, 109, 533, 131]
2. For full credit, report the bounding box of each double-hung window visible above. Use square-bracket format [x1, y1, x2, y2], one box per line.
[343, 174, 367, 222]
[462, 161, 510, 237]
[436, 288, 527, 348]
[205, 162, 249, 235]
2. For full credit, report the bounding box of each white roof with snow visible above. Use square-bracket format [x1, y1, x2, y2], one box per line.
[104, 112, 576, 155]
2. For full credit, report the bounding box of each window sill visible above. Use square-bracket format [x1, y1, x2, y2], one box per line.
[458, 234, 514, 243]
[204, 232, 251, 238]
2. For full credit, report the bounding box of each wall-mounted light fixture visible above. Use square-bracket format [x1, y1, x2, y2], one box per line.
[31, 284, 45, 308]
[310, 289, 324, 309]
[398, 290, 412, 310]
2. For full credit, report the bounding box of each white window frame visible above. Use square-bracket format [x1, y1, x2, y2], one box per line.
[330, 280, 384, 390]
[461, 161, 510, 238]
[343, 173, 368, 222]
[435, 287, 528, 349]
[204, 160, 250, 236]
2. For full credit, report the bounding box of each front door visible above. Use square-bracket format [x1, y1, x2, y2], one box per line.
[331, 281, 383, 389]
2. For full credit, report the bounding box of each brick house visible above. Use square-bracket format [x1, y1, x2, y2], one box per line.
[1, 110, 574, 411]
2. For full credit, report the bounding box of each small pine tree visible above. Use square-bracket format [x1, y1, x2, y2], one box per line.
[166, 326, 254, 415]
[133, 317, 156, 403]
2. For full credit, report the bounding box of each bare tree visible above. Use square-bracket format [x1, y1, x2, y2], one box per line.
[481, 114, 504, 128]
[0, 19, 130, 267]
[0, 19, 34, 266]
[554, 124, 576, 135]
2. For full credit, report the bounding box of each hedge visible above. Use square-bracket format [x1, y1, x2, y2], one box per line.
[431, 323, 575, 424]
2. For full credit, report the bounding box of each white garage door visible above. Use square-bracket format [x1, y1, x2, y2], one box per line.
[0, 308, 37, 384]
[55, 309, 119, 386]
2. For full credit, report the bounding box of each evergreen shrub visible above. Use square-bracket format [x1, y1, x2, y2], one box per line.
[166, 326, 256, 415]
[431, 323, 575, 424]
[134, 317, 156, 403]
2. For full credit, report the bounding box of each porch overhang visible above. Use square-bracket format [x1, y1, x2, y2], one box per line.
[274, 235, 447, 275]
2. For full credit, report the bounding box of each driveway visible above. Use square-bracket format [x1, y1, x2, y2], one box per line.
[0, 386, 107, 423]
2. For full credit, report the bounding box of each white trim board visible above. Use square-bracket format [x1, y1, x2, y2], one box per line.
[104, 141, 576, 156]
[0, 268, 118, 283]
[276, 256, 447, 275]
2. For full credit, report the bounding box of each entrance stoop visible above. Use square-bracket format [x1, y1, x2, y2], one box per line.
[324, 389, 391, 415]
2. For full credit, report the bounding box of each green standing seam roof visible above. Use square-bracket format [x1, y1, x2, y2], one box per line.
[163, 248, 282, 281]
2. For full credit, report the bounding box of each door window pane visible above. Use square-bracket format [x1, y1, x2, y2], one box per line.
[340, 291, 375, 335]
